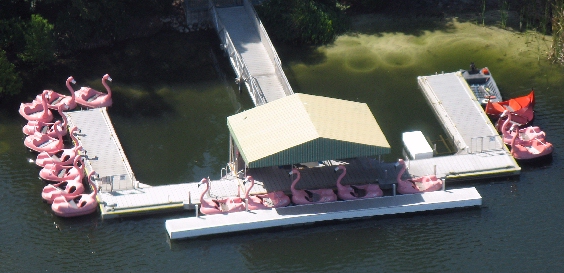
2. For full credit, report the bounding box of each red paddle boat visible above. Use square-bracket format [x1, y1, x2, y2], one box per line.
[35, 127, 82, 167]
[289, 168, 337, 205]
[486, 89, 535, 125]
[24, 123, 64, 153]
[33, 76, 77, 110]
[510, 125, 553, 161]
[51, 171, 98, 217]
[334, 165, 383, 200]
[22, 104, 68, 137]
[19, 90, 54, 122]
[197, 178, 245, 215]
[395, 159, 443, 194]
[242, 176, 290, 210]
[39, 155, 84, 183]
[42, 176, 85, 204]
[75, 74, 113, 108]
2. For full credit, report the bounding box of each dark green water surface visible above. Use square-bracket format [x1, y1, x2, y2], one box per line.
[2, 15, 564, 272]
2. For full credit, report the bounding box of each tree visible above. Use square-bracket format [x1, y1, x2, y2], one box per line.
[17, 14, 55, 71]
[0, 50, 23, 96]
[257, 0, 348, 45]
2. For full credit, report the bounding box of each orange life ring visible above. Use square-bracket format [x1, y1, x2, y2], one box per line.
[482, 68, 490, 75]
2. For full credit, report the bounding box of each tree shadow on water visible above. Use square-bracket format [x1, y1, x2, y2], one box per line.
[65, 31, 220, 119]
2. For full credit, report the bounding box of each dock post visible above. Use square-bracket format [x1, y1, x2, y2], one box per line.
[195, 204, 199, 217]
[393, 183, 396, 196]
[442, 179, 446, 191]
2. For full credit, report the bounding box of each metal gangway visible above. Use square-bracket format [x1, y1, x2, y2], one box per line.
[208, 0, 294, 106]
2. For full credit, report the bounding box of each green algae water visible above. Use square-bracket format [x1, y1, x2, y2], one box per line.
[2, 14, 564, 272]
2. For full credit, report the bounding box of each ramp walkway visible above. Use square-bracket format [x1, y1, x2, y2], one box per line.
[210, 0, 293, 106]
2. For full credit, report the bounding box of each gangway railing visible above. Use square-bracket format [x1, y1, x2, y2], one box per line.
[242, 0, 294, 97]
[469, 135, 505, 154]
[209, 0, 268, 105]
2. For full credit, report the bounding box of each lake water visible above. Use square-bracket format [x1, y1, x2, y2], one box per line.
[2, 14, 564, 272]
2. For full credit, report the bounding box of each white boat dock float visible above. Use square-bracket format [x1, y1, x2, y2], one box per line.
[166, 187, 482, 239]
[418, 72, 502, 154]
[416, 71, 520, 179]
[64, 108, 137, 192]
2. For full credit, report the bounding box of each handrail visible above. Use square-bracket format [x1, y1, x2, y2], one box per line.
[100, 108, 136, 189]
[469, 135, 504, 153]
[209, 2, 268, 105]
[243, 0, 294, 97]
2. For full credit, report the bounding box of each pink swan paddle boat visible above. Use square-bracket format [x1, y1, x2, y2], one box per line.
[395, 159, 443, 194]
[75, 74, 113, 108]
[242, 176, 290, 210]
[42, 176, 85, 204]
[197, 178, 245, 215]
[51, 171, 98, 217]
[510, 125, 553, 161]
[33, 76, 77, 110]
[19, 90, 54, 122]
[35, 127, 82, 167]
[499, 110, 545, 145]
[289, 168, 337, 205]
[24, 122, 64, 153]
[39, 155, 85, 183]
[22, 104, 68, 137]
[334, 165, 383, 200]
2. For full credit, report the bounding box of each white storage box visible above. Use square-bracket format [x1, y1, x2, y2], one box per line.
[402, 131, 433, 160]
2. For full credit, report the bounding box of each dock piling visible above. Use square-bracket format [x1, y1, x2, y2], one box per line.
[442, 179, 446, 191]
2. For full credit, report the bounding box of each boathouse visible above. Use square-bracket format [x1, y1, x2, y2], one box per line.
[167, 95, 483, 240]
[226, 93, 391, 173]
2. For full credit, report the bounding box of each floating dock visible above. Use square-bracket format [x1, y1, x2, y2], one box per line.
[418, 72, 504, 154]
[166, 187, 482, 239]
[61, 69, 520, 221]
[64, 108, 136, 192]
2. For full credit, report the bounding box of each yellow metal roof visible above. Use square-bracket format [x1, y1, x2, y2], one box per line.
[227, 93, 390, 168]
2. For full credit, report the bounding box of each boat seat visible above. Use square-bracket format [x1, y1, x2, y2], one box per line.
[38, 140, 52, 148]
[87, 93, 102, 102]
[69, 199, 79, 209]
[50, 96, 64, 105]
[524, 145, 540, 155]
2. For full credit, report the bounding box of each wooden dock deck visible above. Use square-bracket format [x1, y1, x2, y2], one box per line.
[166, 187, 482, 239]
